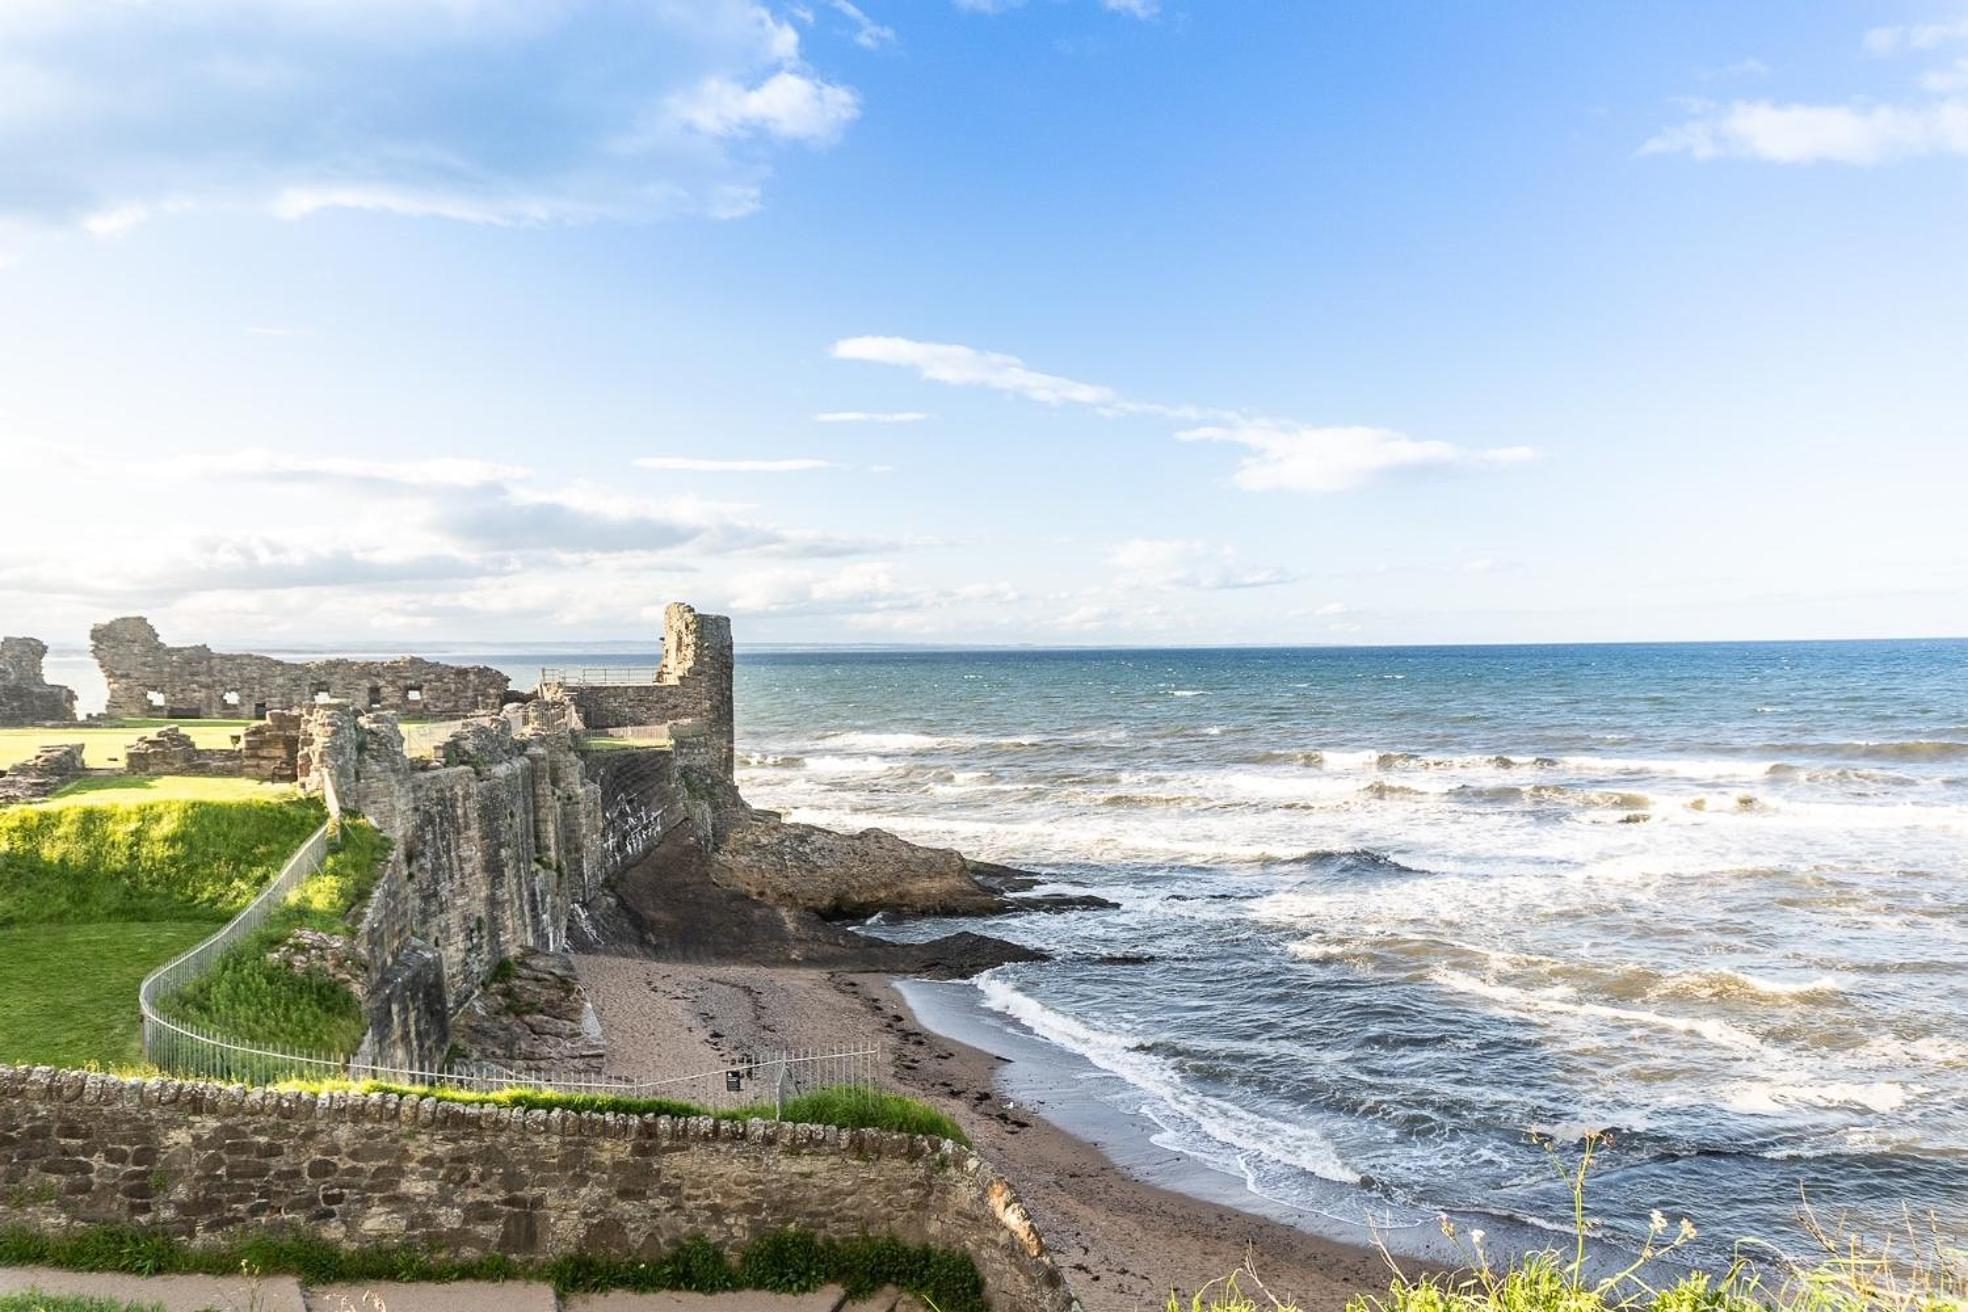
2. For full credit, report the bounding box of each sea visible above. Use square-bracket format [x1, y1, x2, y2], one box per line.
[47, 638, 1968, 1263]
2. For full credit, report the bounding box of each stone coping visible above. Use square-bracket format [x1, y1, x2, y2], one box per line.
[0, 1064, 983, 1175]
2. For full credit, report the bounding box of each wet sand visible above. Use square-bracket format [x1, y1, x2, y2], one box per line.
[576, 955, 1403, 1312]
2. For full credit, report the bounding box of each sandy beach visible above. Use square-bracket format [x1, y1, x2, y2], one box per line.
[576, 955, 1401, 1312]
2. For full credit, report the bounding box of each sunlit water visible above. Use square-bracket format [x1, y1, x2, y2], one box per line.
[50, 639, 1968, 1256]
[723, 642, 1968, 1260]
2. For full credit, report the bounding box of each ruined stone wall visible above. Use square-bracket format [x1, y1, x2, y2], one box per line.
[543, 603, 734, 781]
[302, 702, 686, 1070]
[0, 1067, 1078, 1312]
[0, 637, 76, 726]
[89, 617, 509, 720]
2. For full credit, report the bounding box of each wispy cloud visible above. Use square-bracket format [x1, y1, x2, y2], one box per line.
[0, 0, 860, 235]
[635, 456, 838, 472]
[826, 0, 897, 50]
[1179, 423, 1534, 494]
[813, 410, 931, 424]
[952, 0, 1157, 18]
[832, 336, 1121, 406]
[832, 335, 1534, 494]
[1108, 538, 1292, 590]
[1647, 21, 1968, 164]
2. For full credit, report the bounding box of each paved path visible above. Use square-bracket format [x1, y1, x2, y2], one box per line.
[0, 1271, 927, 1312]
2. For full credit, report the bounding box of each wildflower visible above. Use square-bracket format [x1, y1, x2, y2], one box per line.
[1650, 1209, 1668, 1235]
[1678, 1217, 1698, 1242]
[1438, 1215, 1457, 1239]
[1470, 1229, 1486, 1248]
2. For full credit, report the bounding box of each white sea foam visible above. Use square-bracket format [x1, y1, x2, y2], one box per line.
[1721, 1080, 1911, 1115]
[819, 731, 961, 751]
[1429, 969, 1767, 1053]
[976, 973, 1362, 1185]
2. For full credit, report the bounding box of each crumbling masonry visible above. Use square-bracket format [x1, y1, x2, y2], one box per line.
[89, 616, 510, 720]
[0, 636, 76, 726]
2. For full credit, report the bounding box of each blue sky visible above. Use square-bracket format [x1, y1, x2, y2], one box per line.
[1, 0, 1964, 648]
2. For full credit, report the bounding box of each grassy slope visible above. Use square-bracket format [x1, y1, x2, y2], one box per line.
[0, 794, 327, 1069]
[157, 821, 389, 1055]
[0, 795, 325, 925]
[0, 720, 252, 771]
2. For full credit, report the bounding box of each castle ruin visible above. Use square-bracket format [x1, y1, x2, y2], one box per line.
[89, 616, 512, 720]
[0, 636, 77, 726]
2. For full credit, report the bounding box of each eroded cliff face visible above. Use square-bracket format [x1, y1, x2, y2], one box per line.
[302, 700, 678, 1069]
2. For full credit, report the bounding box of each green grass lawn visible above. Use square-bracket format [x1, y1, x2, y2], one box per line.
[36, 775, 295, 805]
[0, 719, 254, 771]
[0, 922, 215, 1069]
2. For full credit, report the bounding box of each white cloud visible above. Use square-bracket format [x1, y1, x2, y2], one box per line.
[1650, 19, 1968, 164]
[953, 0, 1156, 17]
[1314, 601, 1348, 617]
[833, 336, 1121, 406]
[1643, 98, 1968, 163]
[0, 0, 859, 234]
[635, 456, 837, 472]
[1863, 18, 1968, 56]
[1108, 538, 1292, 590]
[813, 410, 931, 424]
[833, 334, 1532, 494]
[667, 70, 861, 145]
[826, 0, 897, 50]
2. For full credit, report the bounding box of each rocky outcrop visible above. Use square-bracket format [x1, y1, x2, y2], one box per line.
[576, 821, 1045, 979]
[90, 615, 509, 720]
[711, 813, 1012, 919]
[266, 929, 367, 1000]
[450, 949, 606, 1076]
[0, 637, 75, 726]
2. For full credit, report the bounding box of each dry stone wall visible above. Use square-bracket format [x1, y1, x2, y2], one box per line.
[0, 1066, 1079, 1312]
[0, 637, 76, 726]
[90, 617, 510, 720]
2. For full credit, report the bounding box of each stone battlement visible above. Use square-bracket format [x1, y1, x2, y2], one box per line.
[540, 602, 734, 780]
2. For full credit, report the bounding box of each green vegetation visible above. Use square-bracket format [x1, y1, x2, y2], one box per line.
[40, 776, 295, 805]
[0, 1223, 988, 1312]
[0, 923, 212, 1068]
[0, 793, 327, 1068]
[0, 795, 325, 925]
[275, 1077, 970, 1145]
[0, 719, 252, 771]
[0, 1293, 165, 1312]
[1319, 1134, 1965, 1312]
[154, 821, 389, 1055]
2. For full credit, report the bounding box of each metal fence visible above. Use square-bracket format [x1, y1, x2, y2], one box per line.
[539, 666, 662, 686]
[137, 822, 889, 1114]
[138, 821, 335, 1084]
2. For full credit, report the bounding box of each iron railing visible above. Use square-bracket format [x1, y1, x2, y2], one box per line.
[539, 666, 662, 686]
[139, 821, 334, 1084]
